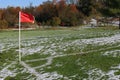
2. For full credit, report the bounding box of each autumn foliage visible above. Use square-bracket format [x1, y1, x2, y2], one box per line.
[0, 0, 119, 29]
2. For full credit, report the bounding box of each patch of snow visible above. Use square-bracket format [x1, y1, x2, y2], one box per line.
[21, 61, 69, 80]
[37, 72, 63, 80]
[103, 50, 120, 57]
[0, 40, 18, 53]
[20, 46, 44, 55]
[34, 57, 53, 69]
[0, 44, 4, 53]
[88, 68, 105, 79]
[106, 64, 120, 80]
[0, 62, 16, 80]
[111, 64, 120, 69]
[73, 34, 120, 45]
[88, 64, 120, 80]
[15, 34, 120, 57]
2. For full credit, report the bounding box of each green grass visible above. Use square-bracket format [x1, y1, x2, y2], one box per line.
[0, 50, 17, 70]
[4, 72, 36, 80]
[26, 60, 47, 67]
[41, 51, 120, 79]
[41, 55, 89, 79]
[5, 62, 37, 80]
[114, 70, 120, 75]
[0, 27, 120, 79]
[22, 53, 50, 61]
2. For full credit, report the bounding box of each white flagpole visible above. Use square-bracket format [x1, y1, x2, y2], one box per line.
[19, 11, 21, 62]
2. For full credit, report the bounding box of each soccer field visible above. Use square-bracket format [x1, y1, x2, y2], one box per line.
[0, 27, 120, 80]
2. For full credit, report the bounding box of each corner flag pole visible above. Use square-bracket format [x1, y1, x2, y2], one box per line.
[19, 11, 21, 62]
[18, 11, 34, 62]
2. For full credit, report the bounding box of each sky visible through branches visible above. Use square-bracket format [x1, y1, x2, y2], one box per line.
[0, 0, 49, 8]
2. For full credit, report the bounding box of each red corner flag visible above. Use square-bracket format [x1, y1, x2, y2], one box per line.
[18, 11, 34, 62]
[20, 11, 34, 23]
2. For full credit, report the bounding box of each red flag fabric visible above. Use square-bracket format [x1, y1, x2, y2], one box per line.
[20, 11, 34, 23]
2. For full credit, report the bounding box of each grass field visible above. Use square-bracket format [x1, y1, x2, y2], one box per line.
[0, 27, 120, 80]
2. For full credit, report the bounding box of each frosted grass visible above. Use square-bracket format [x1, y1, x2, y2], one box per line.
[0, 29, 120, 79]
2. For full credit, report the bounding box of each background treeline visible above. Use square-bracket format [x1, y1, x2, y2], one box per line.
[0, 0, 120, 29]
